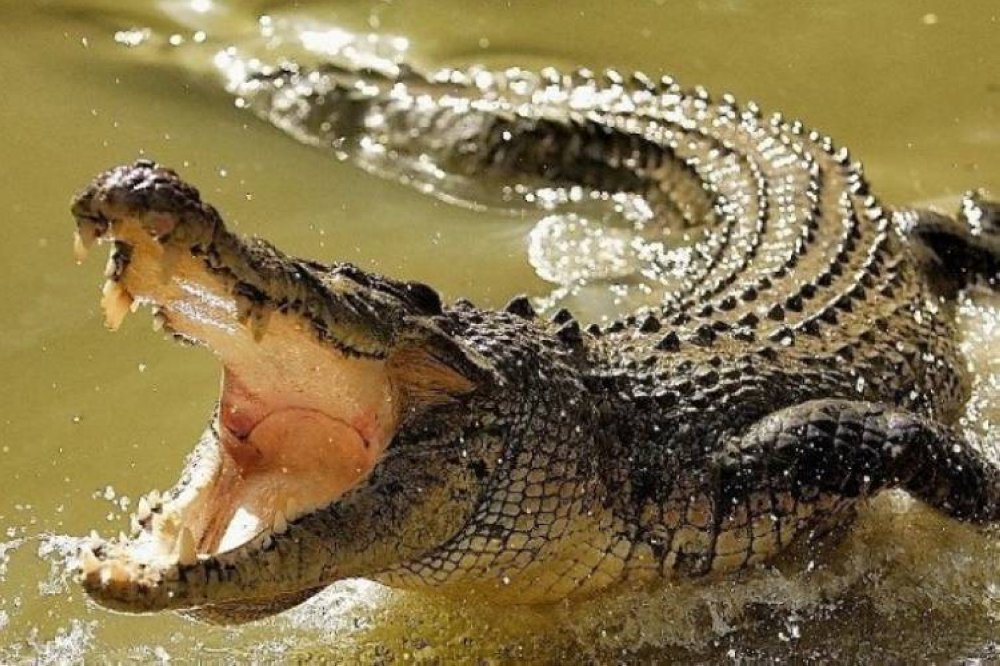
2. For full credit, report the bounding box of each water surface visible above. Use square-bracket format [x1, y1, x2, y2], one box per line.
[0, 1, 998, 662]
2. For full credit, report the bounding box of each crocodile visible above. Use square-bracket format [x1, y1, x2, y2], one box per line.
[72, 61, 1000, 624]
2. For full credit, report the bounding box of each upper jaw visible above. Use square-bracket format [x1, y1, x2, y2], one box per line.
[71, 159, 420, 358]
[72, 159, 494, 390]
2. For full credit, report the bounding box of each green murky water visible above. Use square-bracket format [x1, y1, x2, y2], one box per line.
[1, 1, 998, 662]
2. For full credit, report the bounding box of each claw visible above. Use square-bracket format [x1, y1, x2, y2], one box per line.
[137, 496, 152, 521]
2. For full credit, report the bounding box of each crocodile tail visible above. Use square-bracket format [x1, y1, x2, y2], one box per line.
[221, 59, 387, 152]
[218, 54, 478, 157]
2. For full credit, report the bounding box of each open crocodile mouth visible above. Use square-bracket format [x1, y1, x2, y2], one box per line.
[71, 163, 406, 612]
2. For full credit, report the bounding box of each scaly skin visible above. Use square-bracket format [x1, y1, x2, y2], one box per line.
[72, 62, 1000, 624]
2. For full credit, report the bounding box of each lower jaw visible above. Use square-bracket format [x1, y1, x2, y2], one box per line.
[78, 408, 374, 606]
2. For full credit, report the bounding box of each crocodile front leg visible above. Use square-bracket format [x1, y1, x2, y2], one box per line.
[697, 400, 1000, 574]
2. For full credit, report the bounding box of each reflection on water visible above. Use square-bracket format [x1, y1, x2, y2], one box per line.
[0, 1, 997, 662]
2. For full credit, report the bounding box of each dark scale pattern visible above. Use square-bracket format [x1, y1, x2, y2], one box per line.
[228, 61, 1000, 597]
[72, 60, 1000, 618]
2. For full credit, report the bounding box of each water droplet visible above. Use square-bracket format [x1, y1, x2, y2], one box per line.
[113, 28, 150, 48]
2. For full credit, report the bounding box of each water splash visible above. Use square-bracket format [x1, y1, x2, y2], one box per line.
[6, 2, 999, 661]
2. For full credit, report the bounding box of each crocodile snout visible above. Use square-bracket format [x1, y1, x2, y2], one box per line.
[72, 160, 220, 257]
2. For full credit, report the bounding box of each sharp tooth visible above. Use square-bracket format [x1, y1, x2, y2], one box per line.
[148, 490, 162, 506]
[80, 549, 100, 575]
[152, 309, 166, 332]
[137, 497, 152, 521]
[273, 510, 288, 535]
[100, 566, 114, 586]
[101, 280, 133, 331]
[89, 529, 101, 544]
[118, 531, 129, 544]
[152, 512, 166, 536]
[74, 227, 98, 262]
[218, 507, 262, 553]
[74, 232, 90, 262]
[176, 527, 197, 566]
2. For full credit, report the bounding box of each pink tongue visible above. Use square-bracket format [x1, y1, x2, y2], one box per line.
[208, 408, 376, 553]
